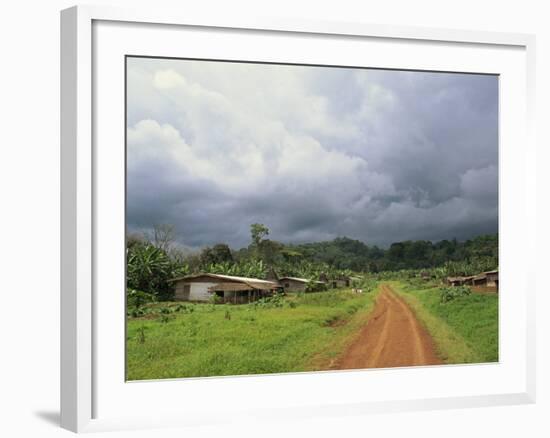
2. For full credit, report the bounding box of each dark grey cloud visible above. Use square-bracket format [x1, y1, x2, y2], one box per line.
[126, 58, 498, 249]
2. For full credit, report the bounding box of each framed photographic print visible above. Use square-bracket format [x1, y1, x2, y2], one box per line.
[61, 5, 536, 433]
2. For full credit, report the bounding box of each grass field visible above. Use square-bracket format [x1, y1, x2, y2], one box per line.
[126, 287, 381, 380]
[392, 281, 498, 364]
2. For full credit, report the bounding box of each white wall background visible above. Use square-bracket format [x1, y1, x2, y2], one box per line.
[0, 0, 547, 437]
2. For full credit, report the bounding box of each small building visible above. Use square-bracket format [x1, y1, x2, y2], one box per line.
[170, 273, 279, 304]
[446, 277, 463, 286]
[470, 270, 498, 291]
[329, 277, 351, 289]
[446, 276, 473, 286]
[447, 270, 498, 291]
[484, 270, 499, 288]
[279, 277, 325, 293]
[471, 273, 488, 287]
[265, 267, 280, 283]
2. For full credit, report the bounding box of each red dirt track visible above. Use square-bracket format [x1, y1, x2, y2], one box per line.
[333, 284, 442, 369]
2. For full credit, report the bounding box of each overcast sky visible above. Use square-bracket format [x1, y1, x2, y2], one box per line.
[126, 57, 498, 250]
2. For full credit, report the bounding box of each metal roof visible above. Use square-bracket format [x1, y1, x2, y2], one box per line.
[279, 276, 325, 284]
[170, 273, 279, 289]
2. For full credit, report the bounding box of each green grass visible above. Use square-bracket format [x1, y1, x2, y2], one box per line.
[391, 281, 498, 364]
[126, 288, 380, 380]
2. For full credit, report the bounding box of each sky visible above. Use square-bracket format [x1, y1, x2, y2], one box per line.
[126, 57, 498, 250]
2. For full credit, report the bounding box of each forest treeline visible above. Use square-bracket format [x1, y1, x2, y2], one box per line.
[126, 223, 498, 299]
[286, 234, 498, 272]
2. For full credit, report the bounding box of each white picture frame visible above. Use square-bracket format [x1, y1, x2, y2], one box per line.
[60, 4, 537, 433]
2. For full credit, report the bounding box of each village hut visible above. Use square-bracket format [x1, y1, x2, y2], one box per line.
[446, 276, 473, 286]
[278, 277, 325, 292]
[329, 276, 351, 289]
[446, 277, 463, 286]
[484, 270, 499, 288]
[170, 273, 279, 304]
[471, 273, 489, 287]
[265, 267, 279, 283]
[470, 270, 498, 290]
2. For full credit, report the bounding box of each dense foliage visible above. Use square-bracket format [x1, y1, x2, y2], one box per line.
[126, 238, 188, 300]
[126, 222, 497, 300]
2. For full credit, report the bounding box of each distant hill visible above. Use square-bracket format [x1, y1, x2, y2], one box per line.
[281, 234, 498, 272]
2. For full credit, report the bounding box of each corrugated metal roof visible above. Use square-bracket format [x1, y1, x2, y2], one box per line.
[279, 277, 325, 284]
[170, 273, 279, 289]
[207, 282, 255, 292]
[447, 276, 473, 282]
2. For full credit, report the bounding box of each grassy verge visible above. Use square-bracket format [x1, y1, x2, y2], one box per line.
[126, 287, 381, 380]
[390, 281, 498, 364]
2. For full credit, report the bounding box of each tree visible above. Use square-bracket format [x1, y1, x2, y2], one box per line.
[247, 224, 286, 265]
[126, 231, 147, 249]
[250, 223, 269, 247]
[152, 224, 176, 252]
[249, 223, 271, 261]
[280, 248, 303, 262]
[127, 242, 178, 300]
[200, 243, 234, 266]
[258, 239, 284, 265]
[388, 242, 405, 261]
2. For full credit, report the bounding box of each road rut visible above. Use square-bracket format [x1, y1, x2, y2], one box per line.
[333, 284, 441, 369]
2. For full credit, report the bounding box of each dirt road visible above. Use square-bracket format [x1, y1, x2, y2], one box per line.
[333, 284, 441, 369]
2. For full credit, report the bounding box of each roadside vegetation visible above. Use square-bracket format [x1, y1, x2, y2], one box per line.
[126, 287, 381, 380]
[392, 281, 498, 364]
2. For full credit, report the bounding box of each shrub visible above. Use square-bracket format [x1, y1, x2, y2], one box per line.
[158, 314, 172, 323]
[305, 280, 327, 293]
[209, 294, 223, 304]
[127, 307, 146, 318]
[157, 306, 175, 323]
[439, 285, 471, 304]
[251, 293, 285, 309]
[127, 289, 156, 309]
[127, 289, 157, 318]
[173, 303, 195, 314]
[126, 242, 188, 300]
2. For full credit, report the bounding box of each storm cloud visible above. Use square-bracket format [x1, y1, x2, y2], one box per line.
[126, 57, 498, 249]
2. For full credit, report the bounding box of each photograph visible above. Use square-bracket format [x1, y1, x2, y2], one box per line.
[125, 56, 499, 381]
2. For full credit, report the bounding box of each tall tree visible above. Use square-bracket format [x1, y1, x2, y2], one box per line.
[200, 243, 234, 265]
[152, 224, 176, 252]
[250, 223, 269, 247]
